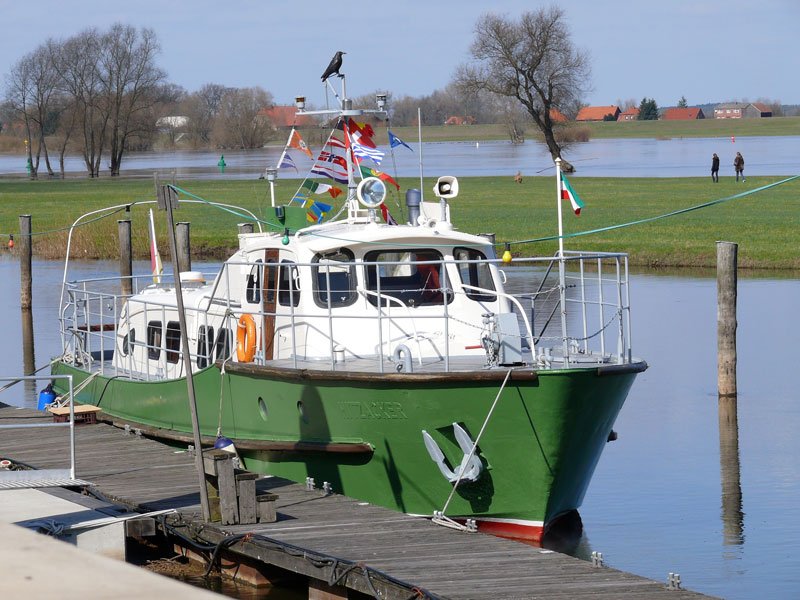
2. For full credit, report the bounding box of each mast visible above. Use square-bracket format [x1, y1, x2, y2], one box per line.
[555, 158, 570, 365]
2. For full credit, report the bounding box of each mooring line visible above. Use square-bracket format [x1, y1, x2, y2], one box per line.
[511, 174, 800, 246]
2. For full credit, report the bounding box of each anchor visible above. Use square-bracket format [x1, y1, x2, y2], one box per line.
[421, 423, 483, 484]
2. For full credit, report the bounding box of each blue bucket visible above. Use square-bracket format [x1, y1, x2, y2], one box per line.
[37, 386, 56, 411]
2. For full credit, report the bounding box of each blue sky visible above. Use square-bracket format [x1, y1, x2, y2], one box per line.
[2, 0, 798, 107]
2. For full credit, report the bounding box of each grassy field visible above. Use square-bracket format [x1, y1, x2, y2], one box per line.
[390, 116, 800, 143]
[1, 175, 798, 270]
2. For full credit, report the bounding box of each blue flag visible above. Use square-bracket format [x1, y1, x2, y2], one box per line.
[388, 130, 413, 152]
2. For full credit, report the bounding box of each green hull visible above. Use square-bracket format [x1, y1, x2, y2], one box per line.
[52, 360, 642, 540]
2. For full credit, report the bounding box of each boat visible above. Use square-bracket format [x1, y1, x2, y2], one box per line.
[50, 69, 646, 544]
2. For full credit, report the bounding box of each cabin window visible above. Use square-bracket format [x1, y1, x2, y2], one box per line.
[147, 321, 162, 360]
[364, 249, 451, 308]
[197, 325, 215, 369]
[313, 249, 357, 308]
[278, 260, 300, 307]
[165, 321, 181, 364]
[215, 328, 232, 361]
[454, 247, 496, 302]
[121, 329, 135, 356]
[246, 260, 262, 304]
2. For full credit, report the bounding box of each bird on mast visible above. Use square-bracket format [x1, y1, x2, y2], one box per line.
[321, 51, 346, 82]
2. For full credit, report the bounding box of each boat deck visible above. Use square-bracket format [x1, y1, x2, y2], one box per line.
[0, 403, 712, 599]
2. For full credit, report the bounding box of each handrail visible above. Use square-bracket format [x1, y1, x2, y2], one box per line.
[58, 250, 633, 376]
[0, 375, 78, 483]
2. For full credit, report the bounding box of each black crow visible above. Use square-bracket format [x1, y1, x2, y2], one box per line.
[321, 51, 346, 82]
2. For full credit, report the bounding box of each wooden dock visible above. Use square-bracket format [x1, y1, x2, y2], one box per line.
[0, 404, 715, 599]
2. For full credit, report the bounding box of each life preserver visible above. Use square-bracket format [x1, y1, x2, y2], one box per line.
[236, 314, 257, 362]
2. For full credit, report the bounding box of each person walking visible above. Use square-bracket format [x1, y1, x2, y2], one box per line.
[734, 152, 745, 182]
[711, 153, 720, 182]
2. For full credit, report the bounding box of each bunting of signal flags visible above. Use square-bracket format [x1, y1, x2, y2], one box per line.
[358, 165, 400, 190]
[388, 130, 413, 151]
[288, 128, 313, 158]
[345, 119, 384, 165]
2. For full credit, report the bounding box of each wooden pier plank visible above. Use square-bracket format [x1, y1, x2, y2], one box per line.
[0, 405, 714, 599]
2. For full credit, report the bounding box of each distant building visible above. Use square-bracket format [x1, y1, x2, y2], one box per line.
[617, 107, 640, 122]
[576, 105, 621, 122]
[257, 106, 317, 128]
[662, 107, 705, 120]
[155, 116, 189, 129]
[549, 108, 567, 122]
[444, 115, 476, 126]
[713, 102, 772, 119]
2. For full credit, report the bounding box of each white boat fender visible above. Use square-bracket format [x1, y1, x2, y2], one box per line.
[214, 436, 240, 468]
[393, 344, 413, 373]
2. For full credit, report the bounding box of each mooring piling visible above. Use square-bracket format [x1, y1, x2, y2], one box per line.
[118, 219, 133, 296]
[716, 241, 738, 398]
[19, 215, 32, 310]
[176, 222, 191, 273]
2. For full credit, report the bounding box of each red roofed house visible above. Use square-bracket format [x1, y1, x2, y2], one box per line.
[576, 105, 621, 122]
[662, 107, 705, 120]
[713, 102, 772, 119]
[617, 107, 640, 122]
[257, 106, 317, 128]
[549, 108, 567, 122]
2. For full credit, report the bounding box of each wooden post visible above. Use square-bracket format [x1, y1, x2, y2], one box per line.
[717, 241, 737, 398]
[19, 215, 32, 310]
[718, 396, 743, 545]
[238, 223, 254, 235]
[236, 472, 258, 524]
[203, 450, 238, 524]
[118, 219, 133, 296]
[176, 222, 191, 273]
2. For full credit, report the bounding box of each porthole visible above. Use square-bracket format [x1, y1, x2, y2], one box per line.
[258, 397, 268, 421]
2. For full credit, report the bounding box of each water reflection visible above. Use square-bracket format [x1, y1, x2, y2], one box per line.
[719, 396, 744, 547]
[21, 308, 36, 402]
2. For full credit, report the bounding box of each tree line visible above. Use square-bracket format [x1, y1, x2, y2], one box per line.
[9, 8, 780, 178]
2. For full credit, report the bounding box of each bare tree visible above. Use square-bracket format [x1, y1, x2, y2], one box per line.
[52, 29, 108, 177]
[4, 53, 38, 178]
[456, 7, 591, 171]
[99, 24, 166, 175]
[182, 83, 228, 147]
[4, 45, 62, 178]
[211, 87, 275, 149]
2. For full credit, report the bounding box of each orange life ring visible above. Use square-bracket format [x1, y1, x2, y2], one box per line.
[236, 314, 257, 362]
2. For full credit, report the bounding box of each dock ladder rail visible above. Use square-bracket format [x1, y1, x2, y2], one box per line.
[0, 375, 91, 489]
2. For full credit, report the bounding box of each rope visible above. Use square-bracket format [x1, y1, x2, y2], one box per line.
[510, 174, 800, 246]
[436, 368, 513, 519]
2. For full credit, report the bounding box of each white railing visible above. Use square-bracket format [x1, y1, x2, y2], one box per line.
[59, 251, 634, 378]
[0, 374, 85, 488]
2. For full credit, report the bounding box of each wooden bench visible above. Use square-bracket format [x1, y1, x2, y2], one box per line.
[48, 404, 102, 424]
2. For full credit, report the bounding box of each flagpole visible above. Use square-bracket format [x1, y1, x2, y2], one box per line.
[417, 107, 424, 203]
[555, 157, 565, 258]
[554, 157, 569, 366]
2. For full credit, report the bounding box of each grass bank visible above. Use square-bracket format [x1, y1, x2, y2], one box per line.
[0, 175, 798, 270]
[389, 116, 800, 143]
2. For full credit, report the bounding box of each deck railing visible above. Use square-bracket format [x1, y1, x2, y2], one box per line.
[59, 251, 633, 378]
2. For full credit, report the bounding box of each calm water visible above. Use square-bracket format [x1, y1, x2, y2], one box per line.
[1, 135, 799, 179]
[1, 255, 798, 599]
